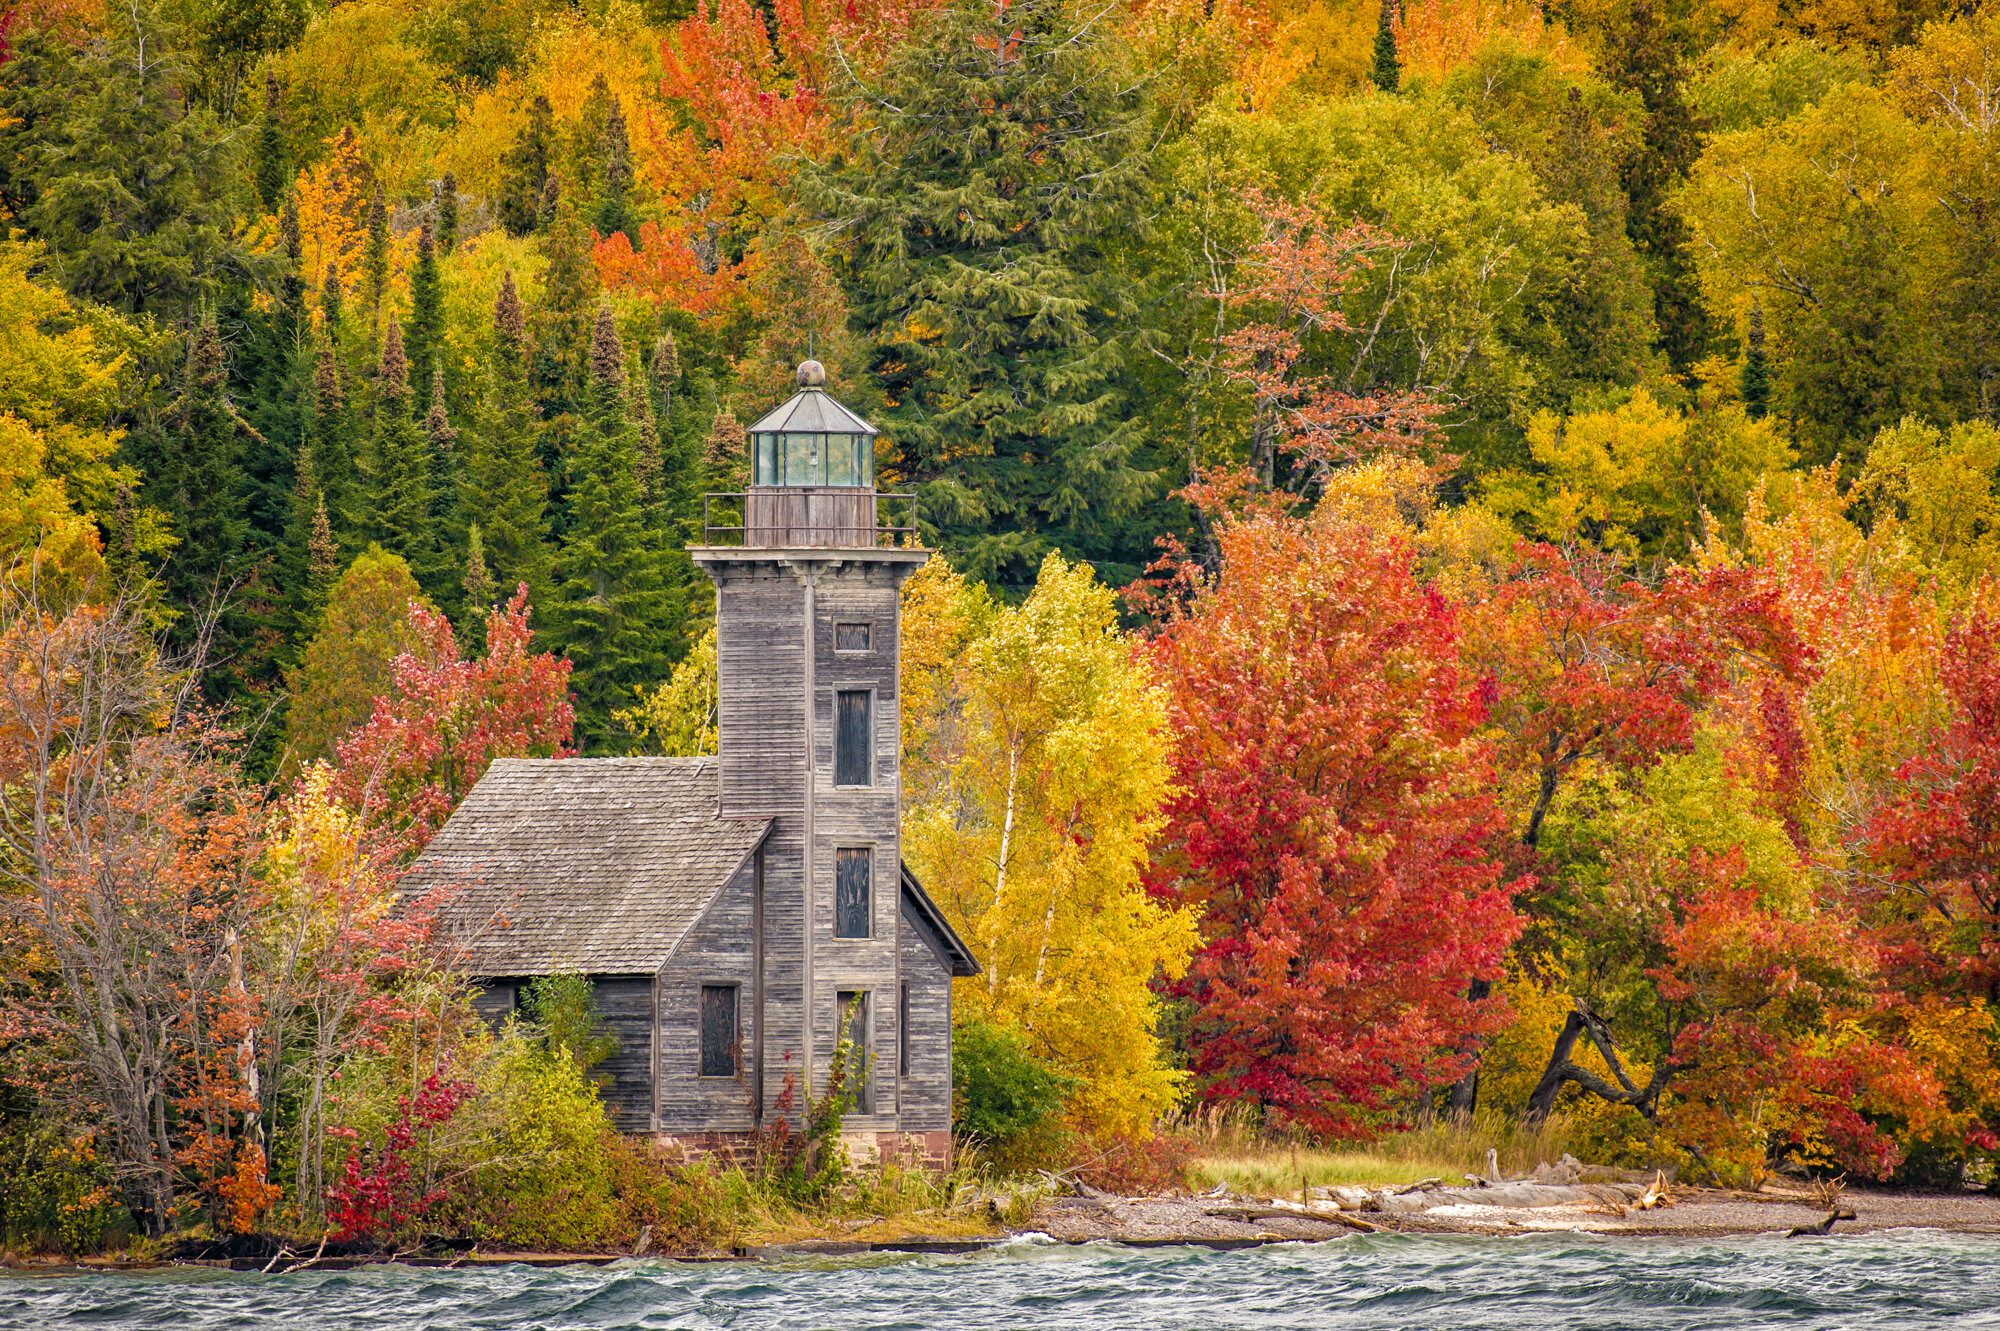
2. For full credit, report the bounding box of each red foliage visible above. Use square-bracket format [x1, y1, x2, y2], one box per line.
[1219, 190, 1441, 486]
[327, 1071, 478, 1244]
[1870, 596, 2000, 999]
[329, 588, 573, 862]
[1139, 495, 1524, 1135]
[1474, 543, 1815, 846]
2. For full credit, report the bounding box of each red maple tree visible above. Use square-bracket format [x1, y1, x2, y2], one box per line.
[1138, 490, 1524, 1135]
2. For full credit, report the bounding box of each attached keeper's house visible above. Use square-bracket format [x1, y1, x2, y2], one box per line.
[407, 363, 978, 1166]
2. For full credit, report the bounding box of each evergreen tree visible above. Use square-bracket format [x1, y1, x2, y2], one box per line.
[1742, 301, 1772, 421]
[461, 271, 554, 618]
[321, 260, 344, 331]
[235, 189, 313, 562]
[556, 308, 672, 749]
[436, 171, 460, 255]
[280, 444, 333, 648]
[1373, 0, 1400, 93]
[1602, 0, 1709, 371]
[362, 323, 447, 594]
[406, 214, 444, 411]
[0, 6, 251, 321]
[363, 183, 390, 336]
[498, 94, 556, 236]
[462, 523, 497, 650]
[163, 314, 255, 596]
[803, 0, 1157, 590]
[533, 196, 601, 537]
[312, 335, 359, 550]
[593, 94, 636, 240]
[254, 69, 287, 213]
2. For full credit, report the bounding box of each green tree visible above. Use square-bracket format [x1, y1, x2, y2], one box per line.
[0, 6, 251, 321]
[462, 271, 554, 618]
[555, 309, 671, 750]
[253, 69, 287, 213]
[311, 335, 359, 551]
[592, 93, 636, 240]
[435, 171, 460, 256]
[282, 544, 431, 771]
[498, 94, 556, 237]
[1601, 0, 1708, 371]
[1373, 0, 1401, 92]
[405, 215, 444, 413]
[1742, 302, 1771, 420]
[806, 0, 1157, 591]
[161, 314, 254, 600]
[363, 183, 389, 336]
[362, 324, 446, 595]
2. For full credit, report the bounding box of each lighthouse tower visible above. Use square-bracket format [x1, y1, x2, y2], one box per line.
[690, 363, 928, 1126]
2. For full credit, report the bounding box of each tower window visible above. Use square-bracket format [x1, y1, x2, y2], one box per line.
[835, 847, 871, 938]
[835, 690, 871, 786]
[700, 985, 738, 1077]
[899, 983, 910, 1077]
[835, 621, 871, 652]
[837, 990, 870, 1112]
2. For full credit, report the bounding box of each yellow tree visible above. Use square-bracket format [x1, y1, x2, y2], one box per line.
[903, 554, 1198, 1138]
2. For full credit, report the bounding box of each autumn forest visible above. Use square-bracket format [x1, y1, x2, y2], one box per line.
[1, 0, 1998, 1255]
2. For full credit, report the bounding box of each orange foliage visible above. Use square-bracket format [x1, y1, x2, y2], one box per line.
[1395, 0, 1585, 84]
[217, 1143, 284, 1235]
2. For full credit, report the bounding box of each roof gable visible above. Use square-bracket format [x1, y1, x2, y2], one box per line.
[900, 862, 981, 978]
[410, 758, 771, 976]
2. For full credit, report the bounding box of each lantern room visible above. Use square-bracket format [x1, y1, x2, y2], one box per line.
[747, 360, 878, 489]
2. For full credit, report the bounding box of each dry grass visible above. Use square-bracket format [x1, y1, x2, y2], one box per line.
[1168, 1106, 1579, 1197]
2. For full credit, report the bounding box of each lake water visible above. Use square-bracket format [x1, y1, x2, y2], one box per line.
[1, 1231, 1995, 1329]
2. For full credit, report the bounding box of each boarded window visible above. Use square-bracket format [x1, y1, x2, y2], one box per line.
[899, 983, 910, 1077]
[835, 690, 871, 785]
[835, 622, 871, 652]
[700, 985, 737, 1077]
[838, 990, 870, 1112]
[835, 847, 871, 938]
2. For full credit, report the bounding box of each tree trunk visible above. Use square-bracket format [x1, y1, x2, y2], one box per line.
[1445, 976, 1492, 1116]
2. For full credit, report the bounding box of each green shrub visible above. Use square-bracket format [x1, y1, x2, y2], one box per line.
[0, 1126, 130, 1255]
[521, 972, 620, 1077]
[952, 1020, 1076, 1174]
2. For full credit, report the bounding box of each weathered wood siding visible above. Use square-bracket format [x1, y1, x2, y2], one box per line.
[696, 548, 928, 1134]
[897, 905, 955, 1133]
[657, 857, 761, 1132]
[590, 975, 657, 1132]
[746, 488, 878, 548]
[470, 982, 518, 1027]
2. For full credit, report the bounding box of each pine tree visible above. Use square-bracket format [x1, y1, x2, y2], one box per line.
[254, 69, 287, 213]
[534, 196, 601, 537]
[406, 214, 444, 414]
[461, 272, 555, 618]
[593, 94, 636, 240]
[436, 172, 460, 256]
[803, 0, 1156, 591]
[363, 323, 446, 593]
[363, 183, 390, 337]
[281, 444, 333, 648]
[556, 308, 672, 749]
[321, 260, 344, 331]
[236, 189, 314, 564]
[1742, 301, 1772, 421]
[1373, 0, 1400, 93]
[498, 95, 556, 236]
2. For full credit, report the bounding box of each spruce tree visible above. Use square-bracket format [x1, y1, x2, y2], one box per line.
[498, 95, 556, 236]
[312, 336, 359, 550]
[1742, 301, 1772, 421]
[405, 214, 444, 412]
[556, 308, 672, 749]
[164, 314, 255, 595]
[236, 190, 313, 564]
[462, 523, 497, 650]
[436, 172, 460, 255]
[280, 445, 334, 649]
[593, 94, 636, 240]
[254, 70, 288, 213]
[362, 324, 447, 594]
[803, 0, 1156, 591]
[461, 272, 555, 618]
[534, 196, 601, 538]
[321, 260, 344, 331]
[1373, 0, 1400, 93]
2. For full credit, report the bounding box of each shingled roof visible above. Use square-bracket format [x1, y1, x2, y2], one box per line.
[410, 758, 771, 976]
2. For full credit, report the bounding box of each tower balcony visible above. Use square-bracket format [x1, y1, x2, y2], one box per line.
[700, 488, 919, 549]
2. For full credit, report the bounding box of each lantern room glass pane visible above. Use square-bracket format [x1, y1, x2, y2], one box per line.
[827, 432, 856, 486]
[755, 433, 778, 486]
[856, 434, 874, 487]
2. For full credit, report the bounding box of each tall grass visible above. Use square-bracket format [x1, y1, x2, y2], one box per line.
[1165, 1105, 1578, 1196]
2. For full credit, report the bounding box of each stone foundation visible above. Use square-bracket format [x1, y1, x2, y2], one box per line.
[656, 1129, 952, 1173]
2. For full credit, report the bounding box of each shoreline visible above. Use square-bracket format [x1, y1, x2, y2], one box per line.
[8, 1183, 2000, 1275]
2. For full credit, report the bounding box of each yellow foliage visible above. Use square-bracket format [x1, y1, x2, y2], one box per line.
[293, 129, 373, 313]
[1396, 0, 1587, 86]
[1480, 974, 1660, 1166]
[1857, 415, 2000, 583]
[903, 555, 1198, 1139]
[615, 627, 719, 756]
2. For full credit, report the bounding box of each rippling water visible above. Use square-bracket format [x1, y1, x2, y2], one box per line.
[2, 1232, 1996, 1330]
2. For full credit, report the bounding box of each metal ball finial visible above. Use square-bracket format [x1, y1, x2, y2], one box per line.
[796, 359, 827, 388]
